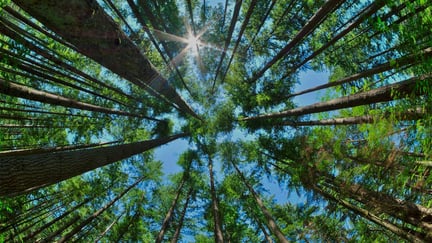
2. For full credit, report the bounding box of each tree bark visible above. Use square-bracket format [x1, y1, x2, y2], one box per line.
[11, 0, 198, 118]
[0, 133, 187, 196]
[249, 0, 345, 84]
[243, 74, 429, 121]
[170, 187, 192, 243]
[208, 156, 224, 243]
[0, 78, 159, 121]
[277, 108, 425, 126]
[231, 162, 289, 243]
[57, 176, 144, 242]
[155, 177, 186, 243]
[287, 48, 432, 99]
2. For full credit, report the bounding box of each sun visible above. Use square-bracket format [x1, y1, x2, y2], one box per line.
[187, 33, 200, 56]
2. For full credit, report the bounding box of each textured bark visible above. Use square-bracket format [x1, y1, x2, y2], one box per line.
[243, 75, 428, 121]
[314, 185, 426, 243]
[212, 0, 243, 89]
[249, 0, 345, 83]
[170, 188, 192, 243]
[232, 162, 289, 243]
[221, 0, 258, 83]
[208, 156, 224, 243]
[288, 0, 387, 74]
[0, 133, 187, 196]
[11, 0, 198, 118]
[156, 177, 186, 243]
[278, 108, 425, 126]
[287, 48, 432, 98]
[57, 177, 144, 243]
[24, 197, 94, 241]
[0, 141, 120, 157]
[0, 78, 158, 121]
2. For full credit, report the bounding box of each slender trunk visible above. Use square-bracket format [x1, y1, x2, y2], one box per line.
[208, 156, 224, 243]
[249, 0, 345, 83]
[287, 48, 432, 99]
[288, 1, 386, 73]
[0, 78, 159, 121]
[231, 162, 288, 243]
[94, 211, 125, 242]
[212, 0, 243, 89]
[221, 0, 257, 83]
[57, 176, 144, 242]
[314, 185, 426, 242]
[0, 133, 187, 196]
[0, 140, 120, 157]
[39, 215, 81, 243]
[24, 197, 94, 241]
[155, 177, 186, 243]
[12, 0, 198, 118]
[170, 187, 193, 243]
[277, 108, 425, 126]
[243, 75, 428, 121]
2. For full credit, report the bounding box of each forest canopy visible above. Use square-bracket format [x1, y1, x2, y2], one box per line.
[1, 0, 432, 242]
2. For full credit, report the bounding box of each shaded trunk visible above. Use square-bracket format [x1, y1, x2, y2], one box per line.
[11, 0, 198, 118]
[57, 177, 144, 242]
[278, 108, 425, 126]
[287, 48, 432, 99]
[170, 187, 193, 243]
[244, 75, 428, 121]
[249, 0, 345, 83]
[208, 156, 224, 243]
[0, 78, 159, 121]
[313, 184, 426, 243]
[231, 162, 288, 243]
[155, 177, 186, 243]
[0, 133, 187, 196]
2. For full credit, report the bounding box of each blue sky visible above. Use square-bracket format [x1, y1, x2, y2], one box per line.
[154, 70, 329, 204]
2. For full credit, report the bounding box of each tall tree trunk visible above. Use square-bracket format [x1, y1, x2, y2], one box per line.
[249, 0, 345, 84]
[0, 78, 159, 121]
[231, 162, 289, 243]
[277, 108, 425, 126]
[208, 156, 224, 243]
[287, 47, 432, 99]
[57, 176, 144, 242]
[0, 141, 121, 157]
[0, 133, 187, 196]
[170, 187, 193, 243]
[244, 75, 428, 121]
[24, 197, 94, 241]
[155, 177, 186, 243]
[11, 0, 198, 118]
[313, 184, 426, 243]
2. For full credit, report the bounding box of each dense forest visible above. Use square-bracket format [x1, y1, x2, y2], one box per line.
[0, 0, 431, 241]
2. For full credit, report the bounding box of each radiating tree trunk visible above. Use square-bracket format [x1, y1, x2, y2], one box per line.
[287, 48, 432, 98]
[156, 177, 186, 243]
[94, 211, 125, 242]
[208, 156, 224, 243]
[0, 133, 187, 196]
[0, 78, 159, 121]
[170, 187, 192, 243]
[57, 176, 144, 242]
[313, 184, 426, 243]
[24, 197, 94, 241]
[0, 141, 121, 157]
[231, 162, 288, 243]
[249, 0, 345, 83]
[277, 108, 425, 126]
[288, 1, 387, 74]
[212, 0, 243, 89]
[11, 0, 198, 118]
[244, 75, 429, 121]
